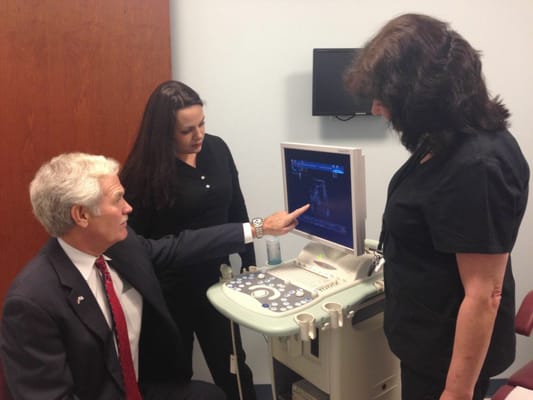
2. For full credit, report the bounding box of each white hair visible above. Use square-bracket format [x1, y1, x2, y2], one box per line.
[29, 152, 120, 237]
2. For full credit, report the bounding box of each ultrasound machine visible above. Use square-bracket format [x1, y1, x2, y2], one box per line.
[207, 142, 400, 400]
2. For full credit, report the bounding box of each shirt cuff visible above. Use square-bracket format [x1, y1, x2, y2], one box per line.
[243, 223, 253, 243]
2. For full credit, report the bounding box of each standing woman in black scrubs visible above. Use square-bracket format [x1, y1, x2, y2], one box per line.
[120, 80, 257, 400]
[345, 14, 529, 400]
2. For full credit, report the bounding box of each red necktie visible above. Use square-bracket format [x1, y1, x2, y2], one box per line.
[95, 256, 142, 400]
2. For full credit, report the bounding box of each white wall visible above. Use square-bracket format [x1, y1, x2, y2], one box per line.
[170, 0, 533, 384]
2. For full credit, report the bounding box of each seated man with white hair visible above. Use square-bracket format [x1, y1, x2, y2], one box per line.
[0, 152, 308, 400]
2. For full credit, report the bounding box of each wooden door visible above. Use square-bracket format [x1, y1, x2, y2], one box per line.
[0, 0, 171, 305]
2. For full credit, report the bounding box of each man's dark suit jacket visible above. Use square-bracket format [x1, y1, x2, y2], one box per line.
[0, 224, 246, 400]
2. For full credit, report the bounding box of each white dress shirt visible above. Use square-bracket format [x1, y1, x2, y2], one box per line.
[243, 222, 253, 243]
[58, 225, 250, 378]
[58, 238, 143, 379]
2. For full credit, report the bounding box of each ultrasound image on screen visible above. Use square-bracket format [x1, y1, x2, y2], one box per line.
[284, 148, 354, 249]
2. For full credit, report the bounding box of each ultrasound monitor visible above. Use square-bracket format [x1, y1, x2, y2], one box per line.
[281, 142, 366, 256]
[214, 143, 370, 317]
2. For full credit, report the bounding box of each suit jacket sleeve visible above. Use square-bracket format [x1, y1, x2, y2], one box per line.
[110, 223, 247, 276]
[1, 295, 78, 400]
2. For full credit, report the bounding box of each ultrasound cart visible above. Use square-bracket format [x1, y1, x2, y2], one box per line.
[208, 142, 401, 399]
[207, 242, 401, 400]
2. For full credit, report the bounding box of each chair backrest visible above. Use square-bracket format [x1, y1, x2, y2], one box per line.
[492, 289, 533, 399]
[0, 361, 14, 400]
[515, 290, 533, 336]
[492, 384, 515, 400]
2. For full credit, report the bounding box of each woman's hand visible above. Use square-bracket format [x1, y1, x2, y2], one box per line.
[261, 204, 310, 237]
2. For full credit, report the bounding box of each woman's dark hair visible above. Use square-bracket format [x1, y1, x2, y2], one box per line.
[120, 80, 203, 209]
[344, 13, 509, 153]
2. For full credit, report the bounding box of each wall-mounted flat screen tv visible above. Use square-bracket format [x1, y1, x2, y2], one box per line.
[312, 48, 372, 117]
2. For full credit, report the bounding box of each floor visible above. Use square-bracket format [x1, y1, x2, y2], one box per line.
[255, 384, 272, 400]
[254, 379, 507, 399]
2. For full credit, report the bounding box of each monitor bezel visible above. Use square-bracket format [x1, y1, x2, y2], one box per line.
[280, 142, 366, 256]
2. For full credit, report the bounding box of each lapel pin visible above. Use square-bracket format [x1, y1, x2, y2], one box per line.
[77, 296, 85, 304]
